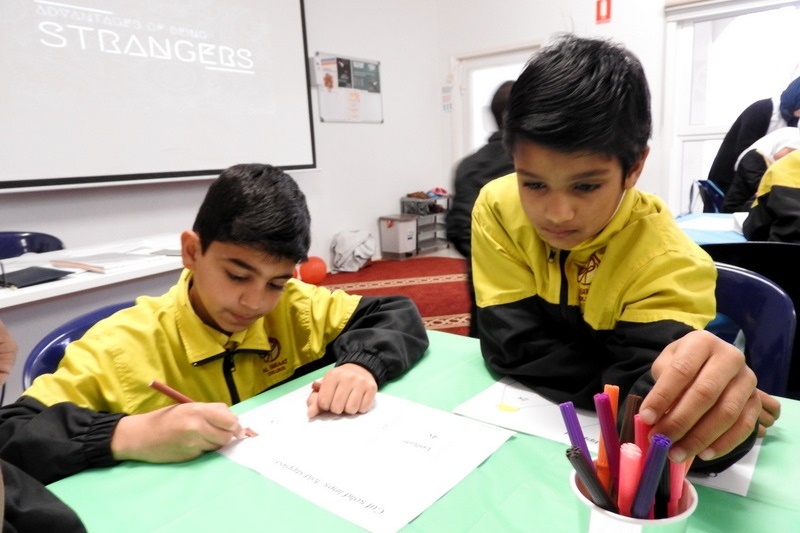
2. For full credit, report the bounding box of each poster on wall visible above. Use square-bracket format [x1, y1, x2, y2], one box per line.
[312, 52, 383, 123]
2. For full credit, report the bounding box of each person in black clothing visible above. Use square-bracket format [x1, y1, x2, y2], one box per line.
[0, 320, 86, 532]
[722, 126, 800, 213]
[446, 80, 516, 337]
[707, 76, 800, 193]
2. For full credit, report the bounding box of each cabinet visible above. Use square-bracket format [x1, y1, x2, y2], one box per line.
[401, 195, 451, 255]
[378, 196, 452, 259]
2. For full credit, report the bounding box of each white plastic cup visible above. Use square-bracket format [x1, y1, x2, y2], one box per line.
[570, 470, 698, 533]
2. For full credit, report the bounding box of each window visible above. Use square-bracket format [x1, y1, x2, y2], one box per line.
[665, 1, 800, 212]
[451, 47, 535, 162]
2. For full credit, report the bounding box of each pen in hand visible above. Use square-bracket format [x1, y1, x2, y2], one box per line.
[148, 379, 258, 438]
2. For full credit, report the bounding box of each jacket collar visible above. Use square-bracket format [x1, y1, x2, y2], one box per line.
[173, 269, 272, 365]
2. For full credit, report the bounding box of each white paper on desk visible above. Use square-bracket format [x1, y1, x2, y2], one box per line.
[453, 376, 601, 452]
[687, 439, 761, 497]
[453, 377, 759, 496]
[732, 212, 749, 234]
[219, 385, 513, 533]
[677, 215, 736, 232]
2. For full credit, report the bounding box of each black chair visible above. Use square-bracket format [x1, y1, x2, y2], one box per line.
[701, 242, 800, 398]
[711, 263, 795, 396]
[0, 231, 64, 260]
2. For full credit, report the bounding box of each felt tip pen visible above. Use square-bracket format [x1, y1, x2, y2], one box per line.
[559, 401, 595, 470]
[595, 393, 621, 488]
[617, 442, 643, 517]
[630, 434, 671, 519]
[619, 394, 642, 444]
[148, 379, 258, 438]
[566, 446, 619, 514]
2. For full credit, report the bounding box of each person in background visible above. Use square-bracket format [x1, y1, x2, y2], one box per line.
[707, 76, 800, 194]
[446, 80, 516, 337]
[743, 147, 800, 242]
[0, 320, 86, 532]
[0, 164, 429, 485]
[722, 126, 800, 213]
[470, 34, 779, 474]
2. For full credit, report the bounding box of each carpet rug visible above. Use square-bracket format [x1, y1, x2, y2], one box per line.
[320, 257, 471, 336]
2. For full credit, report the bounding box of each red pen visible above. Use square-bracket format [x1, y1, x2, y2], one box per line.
[148, 379, 258, 438]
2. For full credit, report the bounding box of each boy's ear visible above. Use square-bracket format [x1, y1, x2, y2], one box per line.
[180, 230, 202, 269]
[624, 146, 650, 190]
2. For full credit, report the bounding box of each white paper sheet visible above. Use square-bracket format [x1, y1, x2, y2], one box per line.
[453, 376, 601, 452]
[453, 377, 759, 496]
[677, 215, 736, 232]
[219, 385, 513, 533]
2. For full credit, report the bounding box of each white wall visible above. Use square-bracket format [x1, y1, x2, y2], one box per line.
[0, 0, 669, 268]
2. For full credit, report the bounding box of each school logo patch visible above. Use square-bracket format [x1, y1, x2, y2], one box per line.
[577, 253, 601, 306]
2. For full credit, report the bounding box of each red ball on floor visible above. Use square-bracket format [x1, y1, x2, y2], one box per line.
[298, 256, 327, 284]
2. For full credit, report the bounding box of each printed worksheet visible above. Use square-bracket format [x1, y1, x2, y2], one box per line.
[453, 376, 602, 452]
[219, 385, 513, 533]
[453, 377, 760, 496]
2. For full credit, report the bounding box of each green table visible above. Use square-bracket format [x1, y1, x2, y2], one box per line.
[50, 330, 800, 532]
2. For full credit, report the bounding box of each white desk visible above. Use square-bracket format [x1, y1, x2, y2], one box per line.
[0, 234, 183, 404]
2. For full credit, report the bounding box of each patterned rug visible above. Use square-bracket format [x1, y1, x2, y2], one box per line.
[320, 256, 471, 336]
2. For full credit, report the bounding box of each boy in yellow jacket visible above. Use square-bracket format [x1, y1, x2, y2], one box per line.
[0, 164, 428, 483]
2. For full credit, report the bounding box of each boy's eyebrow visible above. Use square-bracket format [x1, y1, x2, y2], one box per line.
[517, 168, 612, 181]
[226, 257, 295, 280]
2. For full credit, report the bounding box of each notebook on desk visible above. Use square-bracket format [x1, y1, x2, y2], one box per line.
[0, 266, 71, 289]
[51, 252, 160, 273]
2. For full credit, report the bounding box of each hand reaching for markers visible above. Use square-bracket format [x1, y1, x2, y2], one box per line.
[639, 330, 763, 463]
[307, 363, 377, 418]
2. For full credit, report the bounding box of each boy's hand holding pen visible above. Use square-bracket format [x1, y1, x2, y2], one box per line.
[109, 380, 257, 464]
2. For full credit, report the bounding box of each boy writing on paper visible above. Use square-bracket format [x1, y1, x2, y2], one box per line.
[0, 164, 429, 484]
[470, 34, 780, 472]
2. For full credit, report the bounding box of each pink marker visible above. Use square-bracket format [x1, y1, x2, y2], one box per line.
[634, 413, 652, 462]
[617, 442, 643, 517]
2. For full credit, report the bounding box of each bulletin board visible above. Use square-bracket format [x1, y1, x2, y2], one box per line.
[312, 52, 383, 123]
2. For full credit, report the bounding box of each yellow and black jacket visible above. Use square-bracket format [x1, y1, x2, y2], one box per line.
[743, 148, 800, 242]
[472, 174, 717, 409]
[0, 270, 428, 484]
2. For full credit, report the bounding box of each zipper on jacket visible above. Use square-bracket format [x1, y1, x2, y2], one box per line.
[223, 351, 240, 404]
[192, 341, 274, 404]
[548, 248, 557, 263]
[558, 251, 570, 320]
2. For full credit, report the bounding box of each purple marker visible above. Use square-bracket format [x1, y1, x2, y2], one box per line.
[594, 393, 620, 486]
[559, 401, 595, 470]
[631, 434, 672, 519]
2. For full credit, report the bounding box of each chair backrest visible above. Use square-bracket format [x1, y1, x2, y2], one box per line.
[712, 262, 796, 396]
[701, 241, 800, 398]
[691, 180, 725, 213]
[0, 231, 64, 260]
[22, 301, 134, 389]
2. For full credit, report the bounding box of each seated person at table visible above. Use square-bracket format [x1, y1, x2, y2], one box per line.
[0, 164, 429, 485]
[743, 148, 800, 242]
[722, 126, 800, 213]
[471, 34, 778, 472]
[0, 320, 86, 532]
[707, 76, 800, 194]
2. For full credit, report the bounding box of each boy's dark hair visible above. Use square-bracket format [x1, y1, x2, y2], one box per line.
[504, 34, 652, 177]
[193, 163, 311, 263]
[490, 80, 515, 130]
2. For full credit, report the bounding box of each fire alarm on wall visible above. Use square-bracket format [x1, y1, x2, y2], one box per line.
[596, 0, 611, 24]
